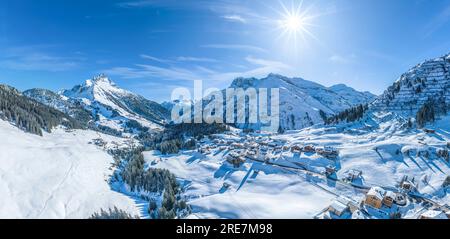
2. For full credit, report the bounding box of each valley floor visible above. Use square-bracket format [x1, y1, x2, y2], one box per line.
[146, 113, 450, 219]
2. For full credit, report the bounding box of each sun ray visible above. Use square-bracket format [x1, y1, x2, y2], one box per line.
[273, 0, 319, 48]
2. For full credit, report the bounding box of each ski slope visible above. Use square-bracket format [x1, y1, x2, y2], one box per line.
[0, 120, 140, 219]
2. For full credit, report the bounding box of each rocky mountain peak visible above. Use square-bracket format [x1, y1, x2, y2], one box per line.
[372, 53, 450, 115]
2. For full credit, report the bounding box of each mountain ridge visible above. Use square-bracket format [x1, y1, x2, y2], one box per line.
[226, 73, 376, 130]
[371, 53, 450, 116]
[25, 75, 170, 136]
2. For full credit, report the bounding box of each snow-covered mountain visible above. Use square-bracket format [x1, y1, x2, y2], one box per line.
[372, 53, 450, 116]
[226, 73, 376, 130]
[161, 99, 193, 112]
[329, 84, 377, 106]
[26, 75, 170, 134]
[1, 85, 81, 135]
[23, 88, 94, 126]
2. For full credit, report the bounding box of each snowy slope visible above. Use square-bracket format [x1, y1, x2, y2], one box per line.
[0, 120, 141, 219]
[329, 84, 377, 106]
[276, 113, 450, 193]
[144, 150, 335, 219]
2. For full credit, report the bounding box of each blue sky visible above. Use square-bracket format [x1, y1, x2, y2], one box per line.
[1, 0, 450, 101]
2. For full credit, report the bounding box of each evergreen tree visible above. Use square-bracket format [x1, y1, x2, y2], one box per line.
[416, 100, 435, 128]
[89, 207, 139, 219]
[0, 85, 81, 136]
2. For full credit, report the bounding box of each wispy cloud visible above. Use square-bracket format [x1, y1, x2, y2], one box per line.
[202, 44, 268, 53]
[140, 54, 173, 63]
[328, 54, 356, 64]
[423, 3, 450, 38]
[117, 0, 267, 24]
[104, 56, 290, 84]
[222, 15, 247, 23]
[0, 46, 82, 72]
[117, 0, 163, 8]
[176, 56, 218, 63]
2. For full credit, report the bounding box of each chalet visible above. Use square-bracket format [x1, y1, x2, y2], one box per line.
[228, 151, 241, 158]
[382, 191, 396, 208]
[199, 147, 211, 154]
[325, 165, 337, 176]
[400, 180, 416, 193]
[365, 187, 385, 209]
[419, 210, 448, 219]
[259, 141, 269, 146]
[316, 147, 339, 159]
[226, 154, 246, 168]
[303, 145, 316, 153]
[327, 197, 350, 217]
[92, 138, 107, 147]
[230, 143, 245, 149]
[394, 194, 407, 206]
[343, 169, 363, 182]
[245, 150, 258, 160]
[290, 145, 302, 153]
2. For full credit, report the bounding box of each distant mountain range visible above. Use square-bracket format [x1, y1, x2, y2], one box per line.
[23, 73, 376, 134]
[17, 53, 450, 135]
[186, 73, 376, 131]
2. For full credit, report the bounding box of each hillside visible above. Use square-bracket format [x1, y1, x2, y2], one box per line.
[0, 120, 141, 218]
[0, 85, 81, 136]
[372, 53, 450, 116]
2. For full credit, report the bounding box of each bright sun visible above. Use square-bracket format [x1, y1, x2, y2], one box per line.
[275, 1, 317, 46]
[281, 14, 304, 33]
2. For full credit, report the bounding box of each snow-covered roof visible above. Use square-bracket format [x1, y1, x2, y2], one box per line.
[384, 191, 396, 199]
[367, 187, 385, 200]
[330, 199, 349, 214]
[420, 210, 447, 219]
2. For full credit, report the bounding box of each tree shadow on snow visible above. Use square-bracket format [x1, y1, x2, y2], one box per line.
[214, 164, 237, 179]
